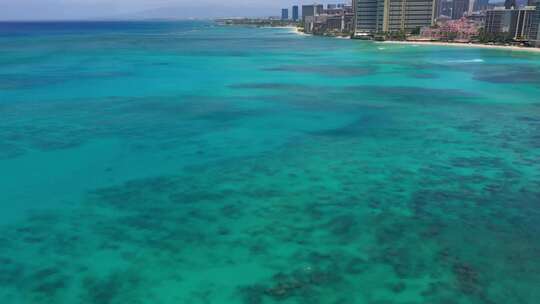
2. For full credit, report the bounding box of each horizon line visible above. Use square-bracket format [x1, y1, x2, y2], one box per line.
[0, 17, 276, 22]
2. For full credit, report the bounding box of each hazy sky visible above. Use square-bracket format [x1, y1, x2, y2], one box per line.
[0, 0, 328, 20]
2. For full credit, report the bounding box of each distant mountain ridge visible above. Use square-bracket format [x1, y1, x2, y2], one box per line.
[116, 4, 277, 20]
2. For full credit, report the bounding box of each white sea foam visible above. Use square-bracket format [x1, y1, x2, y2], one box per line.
[446, 59, 485, 63]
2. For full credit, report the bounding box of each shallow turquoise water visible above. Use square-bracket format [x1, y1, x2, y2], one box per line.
[1, 21, 540, 303]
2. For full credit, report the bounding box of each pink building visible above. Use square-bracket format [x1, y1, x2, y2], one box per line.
[420, 17, 480, 42]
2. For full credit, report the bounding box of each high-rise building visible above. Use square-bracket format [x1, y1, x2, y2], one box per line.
[433, 0, 440, 18]
[282, 8, 289, 20]
[504, 0, 517, 9]
[468, 0, 475, 14]
[528, 1, 540, 46]
[439, 0, 453, 17]
[385, 0, 436, 31]
[452, 0, 470, 19]
[485, 7, 536, 40]
[292, 5, 299, 21]
[302, 4, 324, 21]
[353, 0, 435, 35]
[353, 0, 381, 34]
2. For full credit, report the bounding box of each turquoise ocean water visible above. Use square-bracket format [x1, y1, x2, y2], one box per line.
[1, 21, 540, 303]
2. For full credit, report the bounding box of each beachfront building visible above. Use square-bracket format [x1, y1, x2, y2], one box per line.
[420, 17, 480, 41]
[328, 5, 355, 32]
[529, 1, 540, 46]
[304, 4, 355, 34]
[304, 15, 328, 33]
[326, 3, 352, 14]
[353, 0, 436, 36]
[302, 4, 325, 22]
[292, 5, 299, 21]
[385, 0, 436, 32]
[282, 8, 289, 20]
[485, 6, 537, 41]
[352, 0, 383, 36]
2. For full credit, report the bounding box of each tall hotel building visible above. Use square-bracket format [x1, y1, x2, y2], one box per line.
[292, 5, 299, 21]
[451, 0, 469, 19]
[530, 0, 540, 46]
[282, 8, 289, 20]
[485, 6, 537, 41]
[302, 4, 325, 22]
[353, 0, 436, 35]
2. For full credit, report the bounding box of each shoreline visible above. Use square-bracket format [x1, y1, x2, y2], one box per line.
[291, 27, 309, 36]
[229, 24, 540, 52]
[292, 27, 350, 39]
[380, 40, 540, 53]
[262, 26, 297, 29]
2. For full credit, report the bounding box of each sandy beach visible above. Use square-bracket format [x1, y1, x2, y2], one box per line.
[290, 30, 538, 49]
[291, 27, 309, 36]
[380, 40, 540, 53]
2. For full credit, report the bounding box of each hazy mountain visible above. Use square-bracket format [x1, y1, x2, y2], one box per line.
[117, 4, 279, 20]
[0, 0, 291, 21]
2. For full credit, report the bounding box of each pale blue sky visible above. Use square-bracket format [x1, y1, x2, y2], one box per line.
[0, 0, 331, 20]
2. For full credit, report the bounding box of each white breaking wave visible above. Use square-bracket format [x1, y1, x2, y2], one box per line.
[446, 59, 485, 63]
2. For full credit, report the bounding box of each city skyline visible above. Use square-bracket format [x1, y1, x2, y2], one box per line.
[0, 0, 518, 21]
